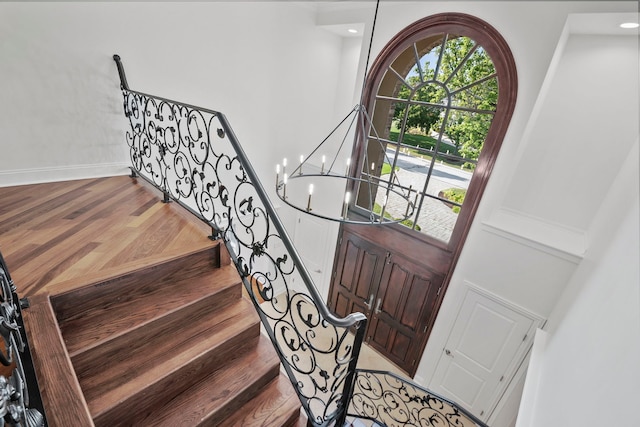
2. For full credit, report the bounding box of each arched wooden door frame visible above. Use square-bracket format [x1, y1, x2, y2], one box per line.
[329, 13, 518, 376]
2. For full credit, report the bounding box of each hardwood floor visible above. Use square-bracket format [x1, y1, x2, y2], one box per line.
[0, 176, 302, 426]
[0, 175, 215, 298]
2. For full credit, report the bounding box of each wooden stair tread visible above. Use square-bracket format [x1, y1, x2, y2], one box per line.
[59, 263, 241, 355]
[81, 297, 259, 418]
[218, 373, 301, 427]
[124, 334, 281, 427]
[51, 245, 222, 323]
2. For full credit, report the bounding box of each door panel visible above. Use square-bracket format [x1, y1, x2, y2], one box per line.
[379, 262, 406, 318]
[388, 330, 411, 361]
[431, 288, 537, 419]
[400, 275, 432, 330]
[355, 250, 380, 301]
[339, 238, 360, 294]
[367, 253, 443, 374]
[329, 231, 384, 319]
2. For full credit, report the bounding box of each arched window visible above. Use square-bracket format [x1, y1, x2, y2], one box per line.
[353, 13, 517, 247]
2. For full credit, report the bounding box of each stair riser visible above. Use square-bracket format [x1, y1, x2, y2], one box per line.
[196, 362, 281, 427]
[73, 285, 242, 398]
[52, 246, 221, 322]
[92, 321, 262, 426]
[71, 278, 240, 362]
[218, 375, 302, 427]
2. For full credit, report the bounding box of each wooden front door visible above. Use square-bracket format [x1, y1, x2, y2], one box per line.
[329, 228, 443, 376]
[329, 14, 517, 378]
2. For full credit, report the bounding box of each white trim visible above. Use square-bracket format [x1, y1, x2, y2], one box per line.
[483, 207, 585, 264]
[0, 163, 131, 187]
[487, 351, 531, 427]
[514, 328, 549, 427]
[462, 281, 547, 324]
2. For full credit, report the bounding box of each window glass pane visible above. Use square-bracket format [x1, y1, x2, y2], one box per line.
[435, 37, 473, 82]
[414, 194, 458, 242]
[424, 151, 469, 200]
[450, 76, 498, 111]
[360, 31, 499, 242]
[418, 48, 439, 81]
[394, 79, 413, 100]
[442, 110, 492, 163]
[378, 67, 410, 98]
[460, 46, 496, 84]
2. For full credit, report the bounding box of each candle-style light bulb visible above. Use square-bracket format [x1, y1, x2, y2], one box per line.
[306, 183, 314, 212]
[346, 158, 351, 176]
[343, 191, 351, 219]
[321, 155, 326, 174]
[282, 158, 287, 176]
[371, 162, 375, 171]
[380, 194, 388, 223]
[299, 155, 304, 175]
[283, 173, 288, 199]
[276, 164, 280, 186]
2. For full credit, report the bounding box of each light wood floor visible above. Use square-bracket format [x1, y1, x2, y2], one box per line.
[0, 176, 216, 299]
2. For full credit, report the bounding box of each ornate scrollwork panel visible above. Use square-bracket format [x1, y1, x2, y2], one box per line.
[349, 370, 487, 427]
[120, 88, 366, 426]
[0, 257, 44, 427]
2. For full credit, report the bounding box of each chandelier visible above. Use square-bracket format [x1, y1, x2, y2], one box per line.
[275, 0, 415, 225]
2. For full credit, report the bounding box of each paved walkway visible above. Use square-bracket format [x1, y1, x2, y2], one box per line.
[375, 154, 472, 242]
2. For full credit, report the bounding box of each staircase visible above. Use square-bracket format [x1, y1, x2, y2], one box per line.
[25, 242, 303, 426]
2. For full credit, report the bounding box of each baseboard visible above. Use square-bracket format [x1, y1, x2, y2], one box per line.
[0, 163, 131, 187]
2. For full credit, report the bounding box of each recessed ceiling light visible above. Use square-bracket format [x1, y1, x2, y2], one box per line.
[348, 28, 358, 34]
[620, 22, 639, 29]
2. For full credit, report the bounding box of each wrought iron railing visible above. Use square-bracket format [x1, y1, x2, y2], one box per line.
[0, 252, 46, 427]
[113, 55, 367, 426]
[348, 369, 488, 427]
[112, 55, 489, 427]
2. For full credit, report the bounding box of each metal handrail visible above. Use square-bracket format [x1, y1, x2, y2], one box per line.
[113, 55, 366, 426]
[114, 55, 362, 329]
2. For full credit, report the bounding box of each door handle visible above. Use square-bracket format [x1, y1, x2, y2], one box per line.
[374, 298, 382, 314]
[364, 294, 374, 309]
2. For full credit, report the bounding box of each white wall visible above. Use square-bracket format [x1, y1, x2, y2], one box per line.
[517, 139, 640, 426]
[0, 2, 345, 199]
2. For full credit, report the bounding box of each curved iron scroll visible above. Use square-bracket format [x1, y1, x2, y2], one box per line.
[113, 55, 367, 426]
[0, 253, 45, 427]
[349, 370, 488, 427]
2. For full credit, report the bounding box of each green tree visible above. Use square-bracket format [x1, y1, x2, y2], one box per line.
[434, 37, 497, 160]
[391, 36, 497, 163]
[393, 70, 441, 135]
